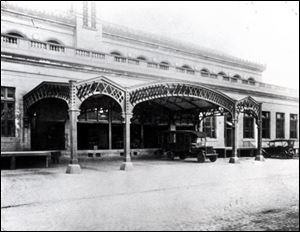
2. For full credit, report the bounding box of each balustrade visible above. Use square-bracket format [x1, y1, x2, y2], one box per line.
[2, 34, 294, 95]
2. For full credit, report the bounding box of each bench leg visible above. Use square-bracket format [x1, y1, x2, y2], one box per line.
[10, 157, 16, 170]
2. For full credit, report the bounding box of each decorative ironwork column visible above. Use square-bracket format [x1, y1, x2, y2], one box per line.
[108, 106, 113, 150]
[255, 103, 265, 161]
[229, 108, 239, 163]
[66, 80, 81, 174]
[120, 92, 134, 170]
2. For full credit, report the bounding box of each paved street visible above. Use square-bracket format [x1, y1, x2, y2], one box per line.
[1, 157, 299, 231]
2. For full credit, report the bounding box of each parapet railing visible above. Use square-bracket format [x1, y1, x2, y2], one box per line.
[1, 34, 298, 97]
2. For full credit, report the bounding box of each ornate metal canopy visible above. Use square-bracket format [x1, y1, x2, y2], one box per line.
[236, 96, 261, 120]
[129, 82, 236, 115]
[23, 78, 262, 125]
[75, 77, 126, 110]
[23, 81, 70, 111]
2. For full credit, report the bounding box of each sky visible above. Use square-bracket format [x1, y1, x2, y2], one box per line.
[8, 1, 300, 90]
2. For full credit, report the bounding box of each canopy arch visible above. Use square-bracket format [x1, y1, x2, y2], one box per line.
[75, 76, 126, 112]
[23, 82, 70, 113]
[129, 81, 236, 115]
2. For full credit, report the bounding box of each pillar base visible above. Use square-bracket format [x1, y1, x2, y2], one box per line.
[229, 156, 239, 164]
[66, 164, 81, 174]
[120, 161, 134, 171]
[255, 155, 265, 161]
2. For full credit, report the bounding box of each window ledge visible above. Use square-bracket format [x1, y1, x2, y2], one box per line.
[242, 138, 256, 141]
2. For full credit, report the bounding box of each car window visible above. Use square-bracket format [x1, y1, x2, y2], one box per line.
[196, 138, 205, 146]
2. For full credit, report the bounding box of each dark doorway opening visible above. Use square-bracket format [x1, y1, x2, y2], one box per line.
[78, 123, 109, 150]
[29, 98, 68, 151]
[31, 121, 65, 150]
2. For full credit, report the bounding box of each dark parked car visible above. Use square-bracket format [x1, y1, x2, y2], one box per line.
[160, 130, 218, 162]
[263, 139, 296, 159]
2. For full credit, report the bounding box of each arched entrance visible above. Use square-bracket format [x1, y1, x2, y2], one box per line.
[28, 98, 68, 150]
[129, 82, 236, 152]
[78, 95, 123, 150]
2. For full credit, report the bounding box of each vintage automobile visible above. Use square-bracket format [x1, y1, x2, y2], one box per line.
[262, 139, 296, 159]
[160, 130, 218, 162]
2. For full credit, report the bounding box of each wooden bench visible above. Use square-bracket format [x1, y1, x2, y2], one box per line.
[1, 151, 52, 169]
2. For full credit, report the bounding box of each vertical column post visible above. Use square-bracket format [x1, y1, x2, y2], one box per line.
[120, 92, 133, 171]
[229, 108, 239, 163]
[255, 103, 265, 161]
[108, 106, 112, 150]
[66, 80, 81, 174]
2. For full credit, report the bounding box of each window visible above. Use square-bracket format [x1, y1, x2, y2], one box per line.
[137, 56, 147, 61]
[276, 113, 285, 138]
[91, 2, 96, 28]
[182, 65, 194, 74]
[262, 111, 270, 138]
[200, 69, 210, 77]
[83, 1, 88, 27]
[248, 77, 256, 86]
[1, 87, 15, 137]
[2, 32, 24, 44]
[47, 40, 65, 52]
[233, 74, 241, 79]
[290, 114, 298, 139]
[231, 78, 238, 83]
[243, 113, 254, 138]
[111, 52, 126, 63]
[159, 61, 169, 70]
[203, 117, 216, 138]
[218, 72, 229, 81]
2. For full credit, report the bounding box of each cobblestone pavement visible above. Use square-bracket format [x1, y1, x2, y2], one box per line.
[1, 158, 299, 231]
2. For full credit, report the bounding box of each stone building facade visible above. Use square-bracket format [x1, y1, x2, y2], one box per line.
[1, 2, 299, 167]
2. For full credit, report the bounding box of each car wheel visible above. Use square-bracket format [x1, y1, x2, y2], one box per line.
[197, 152, 205, 163]
[179, 154, 186, 160]
[167, 151, 175, 160]
[288, 149, 295, 159]
[209, 156, 217, 162]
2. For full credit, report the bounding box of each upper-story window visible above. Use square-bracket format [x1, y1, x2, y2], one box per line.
[276, 113, 285, 138]
[91, 2, 96, 29]
[2, 32, 24, 45]
[262, 111, 271, 139]
[243, 113, 254, 139]
[180, 65, 194, 75]
[159, 61, 170, 70]
[200, 69, 210, 77]
[1, 87, 15, 137]
[218, 72, 229, 81]
[248, 77, 256, 85]
[47, 40, 65, 52]
[231, 74, 241, 83]
[83, 1, 89, 27]
[111, 52, 126, 63]
[137, 56, 147, 61]
[290, 114, 298, 139]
